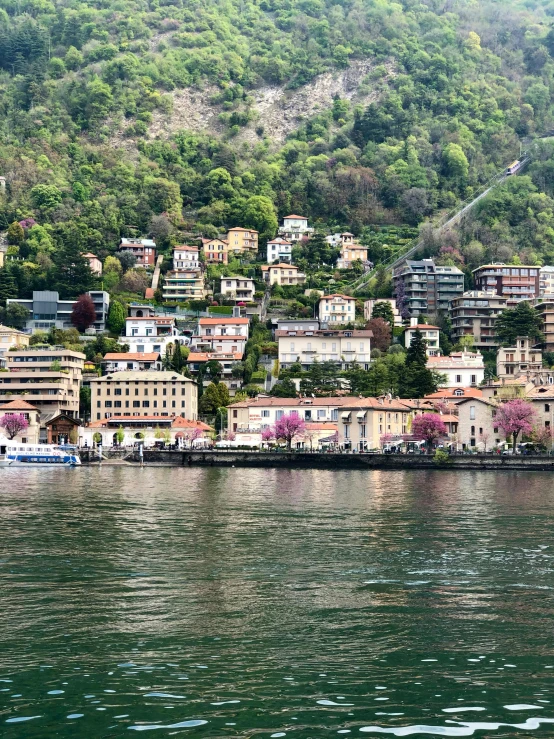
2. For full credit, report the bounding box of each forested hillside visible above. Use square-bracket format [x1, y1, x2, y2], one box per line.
[2, 0, 554, 281]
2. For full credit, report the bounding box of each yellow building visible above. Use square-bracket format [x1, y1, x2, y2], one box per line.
[261, 263, 307, 286]
[226, 227, 259, 255]
[337, 398, 411, 451]
[0, 324, 29, 365]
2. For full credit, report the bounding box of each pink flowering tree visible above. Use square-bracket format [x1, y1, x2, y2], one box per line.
[0, 413, 29, 439]
[495, 399, 536, 452]
[530, 424, 552, 451]
[274, 413, 306, 451]
[380, 433, 395, 449]
[261, 427, 275, 445]
[411, 413, 447, 453]
[182, 428, 203, 448]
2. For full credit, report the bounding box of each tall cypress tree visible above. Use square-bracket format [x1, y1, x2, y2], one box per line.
[0, 269, 18, 308]
[399, 328, 438, 398]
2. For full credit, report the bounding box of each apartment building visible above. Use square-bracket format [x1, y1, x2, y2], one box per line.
[337, 398, 411, 451]
[7, 290, 109, 333]
[449, 291, 508, 350]
[266, 238, 292, 263]
[261, 263, 307, 286]
[192, 317, 249, 354]
[0, 347, 85, 419]
[219, 277, 256, 302]
[186, 351, 244, 394]
[201, 238, 229, 264]
[0, 324, 29, 367]
[404, 318, 441, 356]
[535, 297, 554, 352]
[393, 259, 464, 316]
[119, 238, 157, 267]
[90, 370, 197, 422]
[497, 337, 542, 378]
[363, 299, 403, 327]
[277, 328, 372, 370]
[226, 227, 258, 254]
[278, 215, 314, 241]
[125, 316, 185, 354]
[172, 245, 200, 269]
[227, 396, 364, 433]
[102, 352, 162, 373]
[472, 264, 540, 305]
[162, 270, 205, 302]
[539, 266, 554, 295]
[274, 318, 320, 333]
[426, 351, 485, 387]
[318, 294, 356, 324]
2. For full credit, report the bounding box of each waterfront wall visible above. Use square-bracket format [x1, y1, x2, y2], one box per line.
[79, 449, 554, 471]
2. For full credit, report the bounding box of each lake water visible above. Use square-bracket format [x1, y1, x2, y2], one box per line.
[1, 467, 554, 737]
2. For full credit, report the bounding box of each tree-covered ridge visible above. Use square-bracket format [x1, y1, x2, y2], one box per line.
[3, 0, 554, 271]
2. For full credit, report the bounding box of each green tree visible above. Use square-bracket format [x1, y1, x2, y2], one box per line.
[398, 329, 438, 398]
[5, 303, 29, 330]
[495, 302, 544, 346]
[0, 269, 18, 307]
[199, 381, 230, 414]
[30, 184, 63, 210]
[107, 300, 126, 334]
[7, 221, 24, 245]
[371, 301, 396, 328]
[242, 195, 278, 240]
[52, 243, 95, 299]
[270, 377, 298, 397]
[442, 143, 469, 180]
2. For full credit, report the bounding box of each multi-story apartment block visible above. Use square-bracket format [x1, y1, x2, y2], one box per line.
[318, 294, 357, 324]
[393, 259, 464, 316]
[404, 318, 441, 356]
[449, 290, 508, 350]
[201, 238, 229, 264]
[7, 290, 109, 333]
[0, 347, 85, 419]
[226, 227, 258, 254]
[278, 215, 314, 242]
[125, 316, 185, 354]
[426, 351, 485, 387]
[90, 370, 197, 422]
[186, 351, 244, 394]
[473, 264, 540, 305]
[261, 263, 306, 286]
[192, 317, 249, 355]
[363, 299, 403, 327]
[539, 266, 554, 295]
[535, 297, 554, 352]
[497, 337, 542, 378]
[162, 245, 205, 302]
[337, 397, 412, 452]
[219, 277, 256, 302]
[277, 327, 372, 370]
[119, 238, 157, 267]
[266, 238, 292, 263]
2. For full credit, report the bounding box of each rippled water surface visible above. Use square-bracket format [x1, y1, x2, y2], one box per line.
[2, 467, 554, 737]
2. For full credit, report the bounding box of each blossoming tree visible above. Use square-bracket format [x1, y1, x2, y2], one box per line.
[495, 399, 536, 452]
[0, 413, 29, 440]
[411, 413, 447, 453]
[274, 413, 306, 451]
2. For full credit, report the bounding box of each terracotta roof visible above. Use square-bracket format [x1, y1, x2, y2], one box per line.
[173, 245, 199, 252]
[284, 214, 307, 219]
[439, 414, 459, 423]
[103, 352, 161, 361]
[0, 399, 39, 411]
[229, 397, 382, 409]
[145, 288, 155, 299]
[304, 422, 338, 431]
[261, 263, 299, 271]
[405, 324, 440, 330]
[320, 293, 356, 300]
[195, 335, 247, 341]
[338, 398, 412, 412]
[0, 324, 28, 336]
[267, 238, 292, 245]
[275, 329, 372, 338]
[125, 317, 174, 323]
[455, 397, 498, 407]
[228, 227, 259, 233]
[425, 388, 483, 399]
[82, 252, 99, 259]
[527, 387, 554, 398]
[199, 317, 249, 325]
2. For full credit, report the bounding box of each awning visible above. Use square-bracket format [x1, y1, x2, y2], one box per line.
[341, 411, 351, 419]
[356, 411, 367, 419]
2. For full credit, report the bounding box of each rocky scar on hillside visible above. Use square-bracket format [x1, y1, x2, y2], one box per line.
[112, 60, 394, 149]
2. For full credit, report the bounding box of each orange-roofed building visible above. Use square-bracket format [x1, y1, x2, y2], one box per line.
[279, 215, 314, 241]
[404, 317, 441, 357]
[0, 398, 41, 444]
[226, 227, 258, 254]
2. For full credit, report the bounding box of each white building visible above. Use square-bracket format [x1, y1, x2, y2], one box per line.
[192, 317, 249, 355]
[540, 266, 554, 295]
[318, 294, 357, 324]
[404, 318, 441, 357]
[220, 277, 256, 302]
[326, 232, 355, 247]
[277, 327, 372, 370]
[426, 351, 485, 388]
[278, 215, 314, 242]
[261, 264, 306, 286]
[125, 316, 187, 354]
[101, 352, 163, 373]
[173, 245, 200, 270]
[364, 299, 403, 327]
[266, 238, 292, 263]
[228, 396, 363, 433]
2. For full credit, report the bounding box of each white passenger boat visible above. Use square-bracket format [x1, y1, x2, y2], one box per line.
[0, 438, 81, 467]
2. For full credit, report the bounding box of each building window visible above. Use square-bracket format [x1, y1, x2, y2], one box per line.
[546, 404, 550, 412]
[133, 401, 140, 408]
[360, 424, 366, 438]
[114, 401, 121, 408]
[142, 401, 149, 408]
[105, 401, 112, 408]
[469, 405, 475, 420]
[262, 410, 270, 417]
[114, 388, 122, 396]
[456, 374, 462, 384]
